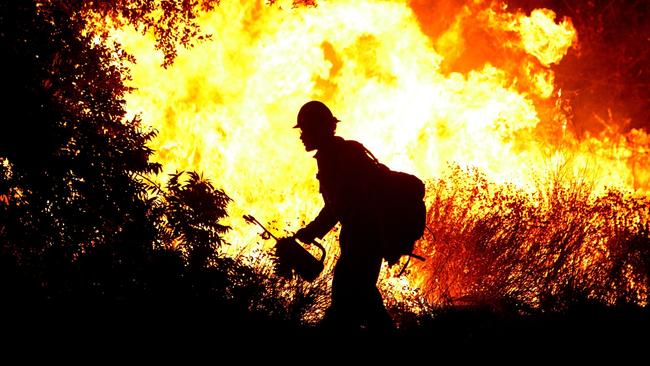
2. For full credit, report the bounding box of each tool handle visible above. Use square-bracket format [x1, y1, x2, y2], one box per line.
[295, 237, 326, 263]
[244, 214, 327, 263]
[243, 214, 279, 241]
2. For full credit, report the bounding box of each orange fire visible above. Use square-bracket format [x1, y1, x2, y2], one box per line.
[100, 0, 648, 308]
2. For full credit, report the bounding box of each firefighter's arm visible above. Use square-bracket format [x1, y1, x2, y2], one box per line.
[295, 204, 338, 243]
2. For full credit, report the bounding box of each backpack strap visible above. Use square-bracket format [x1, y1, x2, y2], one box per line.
[345, 140, 380, 165]
[360, 145, 379, 163]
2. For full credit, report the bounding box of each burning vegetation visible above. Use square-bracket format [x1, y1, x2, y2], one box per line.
[98, 0, 649, 309]
[1, 0, 649, 334]
[417, 165, 648, 309]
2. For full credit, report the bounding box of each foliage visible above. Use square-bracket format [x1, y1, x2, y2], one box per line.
[156, 171, 231, 269]
[0, 0, 213, 300]
[1, 1, 162, 299]
[0, 1, 323, 330]
[42, 0, 222, 67]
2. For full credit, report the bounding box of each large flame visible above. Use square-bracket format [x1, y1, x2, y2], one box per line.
[102, 0, 648, 307]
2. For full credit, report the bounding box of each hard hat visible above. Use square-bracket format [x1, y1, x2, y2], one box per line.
[294, 100, 339, 129]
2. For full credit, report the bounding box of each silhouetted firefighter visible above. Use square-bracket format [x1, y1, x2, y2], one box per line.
[293, 101, 426, 333]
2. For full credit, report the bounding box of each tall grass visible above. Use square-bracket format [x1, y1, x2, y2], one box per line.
[226, 249, 331, 326]
[414, 164, 649, 312]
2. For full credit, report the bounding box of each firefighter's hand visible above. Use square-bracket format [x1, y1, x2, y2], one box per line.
[295, 227, 315, 244]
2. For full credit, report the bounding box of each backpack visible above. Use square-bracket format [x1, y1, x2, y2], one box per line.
[358, 144, 426, 269]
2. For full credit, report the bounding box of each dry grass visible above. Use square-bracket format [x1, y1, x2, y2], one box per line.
[413, 164, 649, 312]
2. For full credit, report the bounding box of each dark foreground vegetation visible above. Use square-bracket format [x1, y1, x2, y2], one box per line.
[1, 1, 648, 346]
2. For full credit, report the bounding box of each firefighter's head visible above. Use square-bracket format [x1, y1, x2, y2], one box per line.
[294, 101, 339, 151]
